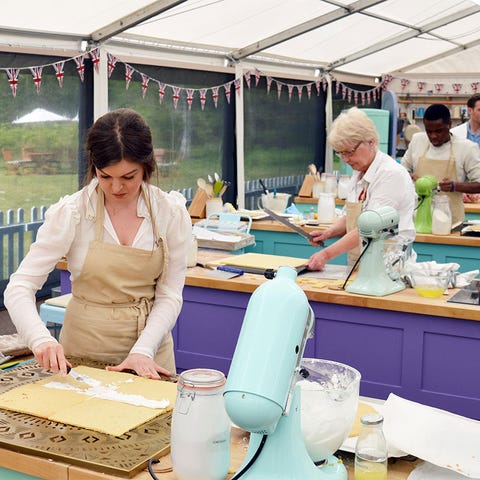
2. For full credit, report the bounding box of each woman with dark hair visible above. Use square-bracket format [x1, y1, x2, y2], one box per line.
[5, 109, 191, 379]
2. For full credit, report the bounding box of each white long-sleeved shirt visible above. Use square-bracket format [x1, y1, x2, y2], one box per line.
[346, 150, 416, 242]
[4, 179, 192, 358]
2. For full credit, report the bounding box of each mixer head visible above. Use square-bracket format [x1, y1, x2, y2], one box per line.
[357, 206, 399, 239]
[415, 175, 438, 197]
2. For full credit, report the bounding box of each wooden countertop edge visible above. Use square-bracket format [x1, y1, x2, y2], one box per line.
[185, 269, 480, 322]
[249, 220, 480, 246]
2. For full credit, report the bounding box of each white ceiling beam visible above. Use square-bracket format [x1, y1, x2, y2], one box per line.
[90, 0, 187, 43]
[229, 0, 386, 62]
[327, 5, 480, 70]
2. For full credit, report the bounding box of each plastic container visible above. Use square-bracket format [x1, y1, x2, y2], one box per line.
[317, 193, 336, 223]
[206, 198, 223, 217]
[354, 413, 387, 480]
[171, 369, 231, 480]
[410, 270, 450, 298]
[337, 175, 351, 200]
[431, 194, 452, 235]
[312, 181, 325, 198]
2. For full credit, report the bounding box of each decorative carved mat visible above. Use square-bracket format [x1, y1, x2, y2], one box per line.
[0, 358, 173, 477]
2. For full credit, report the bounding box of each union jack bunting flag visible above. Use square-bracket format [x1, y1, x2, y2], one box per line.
[53, 61, 65, 88]
[30, 66, 43, 94]
[6, 68, 19, 97]
[74, 55, 86, 82]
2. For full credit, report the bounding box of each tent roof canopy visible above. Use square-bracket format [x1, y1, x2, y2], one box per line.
[1, 0, 480, 80]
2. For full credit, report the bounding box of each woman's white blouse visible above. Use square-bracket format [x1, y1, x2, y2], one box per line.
[4, 179, 192, 358]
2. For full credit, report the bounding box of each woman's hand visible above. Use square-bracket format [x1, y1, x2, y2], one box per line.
[307, 249, 330, 271]
[33, 341, 70, 376]
[309, 229, 331, 246]
[107, 353, 172, 380]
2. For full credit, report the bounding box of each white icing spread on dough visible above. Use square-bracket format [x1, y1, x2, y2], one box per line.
[43, 380, 170, 409]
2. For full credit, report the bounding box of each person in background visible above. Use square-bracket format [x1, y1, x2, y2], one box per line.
[307, 107, 416, 271]
[5, 109, 191, 379]
[402, 103, 480, 226]
[450, 93, 480, 202]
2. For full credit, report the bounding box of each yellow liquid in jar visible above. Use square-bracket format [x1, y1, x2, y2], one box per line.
[413, 286, 444, 298]
[355, 462, 387, 480]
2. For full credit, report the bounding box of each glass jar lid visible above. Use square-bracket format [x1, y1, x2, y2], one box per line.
[360, 413, 384, 425]
[179, 368, 226, 390]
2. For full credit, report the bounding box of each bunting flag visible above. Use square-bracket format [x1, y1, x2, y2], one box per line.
[296, 85, 303, 102]
[6, 68, 19, 97]
[276, 81, 282, 100]
[472, 82, 479, 93]
[234, 78, 241, 96]
[172, 86, 181, 109]
[434, 83, 443, 93]
[74, 55, 85, 82]
[224, 82, 232, 104]
[211, 86, 219, 108]
[255, 68, 261, 86]
[125, 64, 135, 90]
[30, 66, 43, 94]
[244, 70, 251, 88]
[266, 76, 273, 94]
[200, 88, 207, 110]
[452, 83, 463, 94]
[417, 81, 426, 92]
[107, 53, 117, 78]
[89, 48, 101, 74]
[288, 84, 294, 101]
[322, 76, 327, 92]
[158, 82, 166, 104]
[186, 88, 194, 110]
[140, 73, 150, 98]
[315, 80, 321, 95]
[306, 83, 312, 99]
[400, 78, 409, 90]
[53, 61, 65, 88]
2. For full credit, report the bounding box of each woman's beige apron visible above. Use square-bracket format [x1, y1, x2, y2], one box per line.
[345, 182, 367, 265]
[416, 140, 464, 227]
[60, 188, 175, 372]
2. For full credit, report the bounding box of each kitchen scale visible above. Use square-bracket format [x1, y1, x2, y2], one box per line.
[447, 280, 480, 305]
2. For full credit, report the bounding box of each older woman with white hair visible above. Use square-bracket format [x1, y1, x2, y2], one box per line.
[308, 107, 416, 271]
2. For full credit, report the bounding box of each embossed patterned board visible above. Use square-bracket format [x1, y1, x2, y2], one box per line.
[0, 359, 173, 477]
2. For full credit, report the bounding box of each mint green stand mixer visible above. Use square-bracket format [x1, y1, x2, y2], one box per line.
[224, 266, 360, 479]
[346, 206, 405, 297]
[414, 175, 439, 233]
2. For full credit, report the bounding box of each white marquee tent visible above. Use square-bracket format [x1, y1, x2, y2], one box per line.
[2, 0, 480, 84]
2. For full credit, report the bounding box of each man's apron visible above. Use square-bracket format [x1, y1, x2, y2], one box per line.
[60, 188, 175, 372]
[416, 141, 464, 227]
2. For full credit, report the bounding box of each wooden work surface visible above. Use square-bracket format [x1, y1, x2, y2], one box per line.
[0, 427, 418, 479]
[188, 250, 480, 322]
[250, 218, 480, 246]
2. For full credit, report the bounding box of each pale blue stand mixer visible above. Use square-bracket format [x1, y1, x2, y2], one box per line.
[224, 266, 355, 479]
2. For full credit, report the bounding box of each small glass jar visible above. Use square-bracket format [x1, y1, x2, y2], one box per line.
[337, 175, 351, 200]
[431, 194, 452, 235]
[317, 193, 336, 223]
[354, 413, 388, 480]
[171, 369, 231, 480]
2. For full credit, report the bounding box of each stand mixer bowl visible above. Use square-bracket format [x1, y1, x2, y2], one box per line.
[298, 358, 361, 463]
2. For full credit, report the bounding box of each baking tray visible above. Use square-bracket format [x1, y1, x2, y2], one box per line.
[0, 358, 173, 477]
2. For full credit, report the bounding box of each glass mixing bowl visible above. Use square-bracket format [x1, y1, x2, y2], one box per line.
[298, 358, 361, 463]
[411, 270, 450, 298]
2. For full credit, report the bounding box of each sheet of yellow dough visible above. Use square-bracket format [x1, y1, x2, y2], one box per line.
[348, 401, 379, 437]
[214, 253, 308, 270]
[0, 366, 177, 437]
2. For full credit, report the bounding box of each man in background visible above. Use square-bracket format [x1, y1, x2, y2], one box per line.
[451, 93, 480, 202]
[451, 93, 480, 144]
[401, 103, 480, 227]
